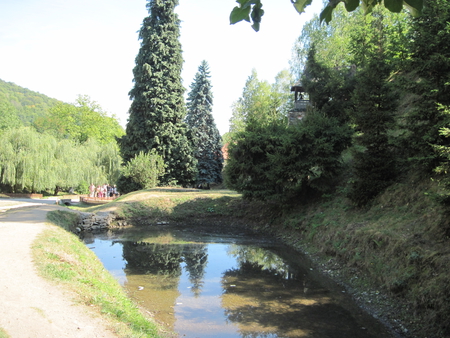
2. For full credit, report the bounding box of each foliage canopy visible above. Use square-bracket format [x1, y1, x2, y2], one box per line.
[230, 0, 423, 31]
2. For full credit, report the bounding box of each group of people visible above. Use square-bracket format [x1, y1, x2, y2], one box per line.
[88, 183, 118, 198]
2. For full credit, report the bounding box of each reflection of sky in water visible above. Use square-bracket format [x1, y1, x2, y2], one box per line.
[86, 240, 128, 285]
[175, 244, 239, 337]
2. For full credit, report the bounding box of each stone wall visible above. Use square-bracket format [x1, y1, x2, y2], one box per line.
[75, 212, 129, 233]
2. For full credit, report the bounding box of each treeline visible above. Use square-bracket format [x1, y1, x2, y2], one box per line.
[0, 83, 125, 194]
[118, 0, 223, 194]
[224, 1, 450, 207]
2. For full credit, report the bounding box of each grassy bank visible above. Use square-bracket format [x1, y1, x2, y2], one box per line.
[33, 215, 169, 338]
[61, 182, 449, 338]
[0, 327, 9, 338]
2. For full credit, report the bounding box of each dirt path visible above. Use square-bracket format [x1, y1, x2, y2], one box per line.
[0, 204, 118, 338]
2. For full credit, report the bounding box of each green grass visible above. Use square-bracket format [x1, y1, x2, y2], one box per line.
[0, 328, 9, 338]
[33, 223, 167, 337]
[46, 209, 79, 231]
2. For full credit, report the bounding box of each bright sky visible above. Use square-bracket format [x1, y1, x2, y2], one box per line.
[0, 0, 321, 135]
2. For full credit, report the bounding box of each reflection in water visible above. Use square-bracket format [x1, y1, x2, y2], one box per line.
[84, 228, 393, 338]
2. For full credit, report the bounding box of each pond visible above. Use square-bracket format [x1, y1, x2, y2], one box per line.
[83, 224, 395, 338]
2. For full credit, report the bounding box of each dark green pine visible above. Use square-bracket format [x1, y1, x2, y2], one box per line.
[349, 56, 398, 206]
[185, 61, 223, 187]
[119, 0, 196, 186]
[404, 0, 450, 169]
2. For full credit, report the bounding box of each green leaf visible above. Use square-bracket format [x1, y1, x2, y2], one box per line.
[292, 0, 313, 14]
[250, 2, 264, 31]
[251, 22, 260, 32]
[384, 0, 403, 13]
[344, 0, 360, 12]
[230, 6, 251, 24]
[361, 0, 379, 14]
[319, 6, 334, 24]
[403, 0, 423, 17]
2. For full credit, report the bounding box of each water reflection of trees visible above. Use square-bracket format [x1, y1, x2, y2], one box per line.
[221, 246, 380, 338]
[183, 245, 207, 297]
[121, 241, 208, 295]
[227, 245, 301, 280]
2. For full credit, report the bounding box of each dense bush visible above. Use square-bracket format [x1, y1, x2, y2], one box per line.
[225, 112, 352, 203]
[117, 151, 165, 194]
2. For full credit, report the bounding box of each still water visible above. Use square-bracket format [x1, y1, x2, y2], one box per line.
[83, 225, 394, 338]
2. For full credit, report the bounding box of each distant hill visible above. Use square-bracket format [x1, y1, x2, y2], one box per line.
[0, 78, 62, 126]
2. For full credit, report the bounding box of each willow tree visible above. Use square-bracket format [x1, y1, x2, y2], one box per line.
[120, 0, 197, 187]
[0, 128, 57, 192]
[0, 128, 120, 194]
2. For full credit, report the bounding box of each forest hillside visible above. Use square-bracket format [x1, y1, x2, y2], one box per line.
[0, 78, 61, 126]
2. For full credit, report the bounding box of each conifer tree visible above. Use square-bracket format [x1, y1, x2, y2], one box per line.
[119, 0, 196, 187]
[185, 61, 223, 187]
[403, 0, 450, 169]
[348, 12, 398, 206]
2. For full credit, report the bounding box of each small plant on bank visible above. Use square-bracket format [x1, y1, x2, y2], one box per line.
[117, 150, 165, 195]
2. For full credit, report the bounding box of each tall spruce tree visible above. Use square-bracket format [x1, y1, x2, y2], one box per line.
[403, 0, 450, 170]
[185, 61, 223, 187]
[348, 11, 398, 206]
[119, 0, 196, 187]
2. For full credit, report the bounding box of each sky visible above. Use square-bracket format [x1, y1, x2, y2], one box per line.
[0, 0, 322, 135]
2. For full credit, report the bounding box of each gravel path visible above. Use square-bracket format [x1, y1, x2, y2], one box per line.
[0, 204, 117, 338]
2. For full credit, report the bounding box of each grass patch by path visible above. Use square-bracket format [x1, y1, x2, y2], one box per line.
[32, 222, 169, 338]
[0, 327, 9, 338]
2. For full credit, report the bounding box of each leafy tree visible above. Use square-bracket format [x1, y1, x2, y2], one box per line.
[229, 69, 291, 136]
[33, 102, 79, 139]
[349, 7, 410, 71]
[229, 70, 271, 135]
[291, 6, 356, 75]
[75, 95, 125, 144]
[120, 0, 197, 187]
[185, 61, 223, 187]
[271, 69, 295, 118]
[230, 0, 423, 30]
[34, 95, 124, 144]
